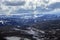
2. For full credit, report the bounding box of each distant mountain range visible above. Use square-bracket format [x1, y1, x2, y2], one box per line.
[0, 14, 60, 27]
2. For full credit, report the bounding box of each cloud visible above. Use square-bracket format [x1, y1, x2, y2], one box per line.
[3, 1, 25, 6]
[0, 0, 60, 16]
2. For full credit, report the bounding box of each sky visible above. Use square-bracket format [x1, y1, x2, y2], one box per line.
[0, 0, 60, 16]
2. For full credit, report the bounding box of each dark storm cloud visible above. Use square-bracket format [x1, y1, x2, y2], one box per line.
[36, 2, 60, 12]
[48, 2, 60, 10]
[3, 1, 25, 6]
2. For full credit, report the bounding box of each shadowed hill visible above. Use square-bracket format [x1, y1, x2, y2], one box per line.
[32, 19, 60, 30]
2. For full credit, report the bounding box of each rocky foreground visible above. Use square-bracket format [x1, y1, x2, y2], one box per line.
[0, 20, 60, 40]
